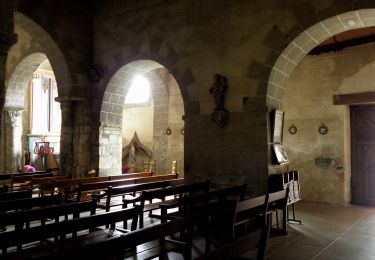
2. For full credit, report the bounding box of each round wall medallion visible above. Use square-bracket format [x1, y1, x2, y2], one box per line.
[288, 124, 297, 135]
[166, 127, 172, 135]
[318, 124, 328, 135]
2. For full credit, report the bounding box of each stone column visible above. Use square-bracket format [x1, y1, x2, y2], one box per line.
[0, 0, 17, 172]
[4, 108, 22, 172]
[0, 0, 17, 112]
[58, 100, 74, 176]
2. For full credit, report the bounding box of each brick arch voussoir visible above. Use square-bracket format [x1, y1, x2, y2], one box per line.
[14, 12, 73, 98]
[5, 52, 47, 109]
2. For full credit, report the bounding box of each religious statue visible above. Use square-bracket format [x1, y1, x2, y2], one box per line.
[129, 143, 136, 167]
[209, 74, 229, 127]
[209, 74, 228, 110]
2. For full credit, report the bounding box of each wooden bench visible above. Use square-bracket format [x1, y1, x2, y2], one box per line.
[0, 200, 97, 253]
[0, 206, 141, 257]
[30, 176, 69, 197]
[23, 217, 192, 260]
[267, 188, 289, 235]
[74, 173, 179, 202]
[195, 224, 270, 260]
[55, 172, 164, 203]
[174, 184, 247, 253]
[0, 189, 32, 202]
[0, 193, 62, 213]
[55, 176, 110, 202]
[10, 173, 53, 192]
[109, 171, 153, 181]
[128, 180, 210, 228]
[94, 178, 185, 212]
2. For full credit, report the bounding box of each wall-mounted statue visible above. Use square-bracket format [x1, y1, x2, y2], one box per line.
[122, 132, 153, 173]
[209, 74, 229, 127]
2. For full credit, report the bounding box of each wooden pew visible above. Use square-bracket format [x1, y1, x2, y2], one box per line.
[10, 173, 53, 192]
[54, 172, 156, 202]
[197, 194, 271, 260]
[95, 178, 185, 212]
[74, 173, 180, 203]
[0, 193, 62, 213]
[30, 175, 69, 196]
[174, 184, 247, 253]
[108, 171, 153, 181]
[55, 176, 110, 202]
[0, 207, 141, 257]
[128, 180, 210, 228]
[0, 200, 97, 253]
[267, 188, 289, 234]
[195, 224, 270, 260]
[0, 189, 32, 202]
[23, 217, 192, 260]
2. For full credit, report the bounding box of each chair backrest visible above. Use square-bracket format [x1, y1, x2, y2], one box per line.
[195, 224, 270, 260]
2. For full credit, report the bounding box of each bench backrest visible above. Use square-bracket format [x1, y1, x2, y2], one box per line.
[196, 224, 269, 260]
[141, 180, 210, 202]
[0, 200, 97, 231]
[0, 189, 32, 202]
[183, 184, 247, 210]
[0, 206, 140, 254]
[30, 175, 69, 196]
[39, 217, 192, 260]
[109, 171, 153, 181]
[10, 173, 53, 191]
[0, 193, 62, 212]
[134, 173, 179, 184]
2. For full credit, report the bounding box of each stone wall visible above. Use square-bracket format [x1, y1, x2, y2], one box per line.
[283, 42, 375, 205]
[99, 126, 122, 176]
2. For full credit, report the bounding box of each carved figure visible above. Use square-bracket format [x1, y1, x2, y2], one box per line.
[128, 143, 136, 166]
[209, 74, 228, 110]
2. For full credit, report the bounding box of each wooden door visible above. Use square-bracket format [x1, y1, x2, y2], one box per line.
[351, 105, 375, 206]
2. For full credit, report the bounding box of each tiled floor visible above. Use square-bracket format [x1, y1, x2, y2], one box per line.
[261, 202, 375, 260]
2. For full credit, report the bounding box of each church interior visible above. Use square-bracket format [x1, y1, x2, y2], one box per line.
[1, 0, 375, 259]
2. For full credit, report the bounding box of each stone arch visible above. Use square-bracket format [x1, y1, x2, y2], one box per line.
[267, 9, 375, 108]
[99, 60, 184, 176]
[14, 12, 72, 97]
[3, 12, 73, 173]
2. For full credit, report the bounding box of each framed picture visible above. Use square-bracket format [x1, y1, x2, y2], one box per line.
[272, 144, 289, 165]
[270, 110, 284, 143]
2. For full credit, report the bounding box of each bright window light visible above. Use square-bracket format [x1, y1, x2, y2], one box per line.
[125, 75, 150, 104]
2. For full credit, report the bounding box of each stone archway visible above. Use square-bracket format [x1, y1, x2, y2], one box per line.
[1, 12, 73, 173]
[267, 9, 375, 108]
[99, 60, 184, 176]
[267, 9, 375, 205]
[3, 53, 48, 171]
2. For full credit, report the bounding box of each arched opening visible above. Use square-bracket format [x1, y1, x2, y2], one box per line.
[4, 53, 61, 172]
[267, 9, 375, 205]
[99, 60, 184, 176]
[0, 12, 72, 174]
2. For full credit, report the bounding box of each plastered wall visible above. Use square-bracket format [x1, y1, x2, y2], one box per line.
[283, 42, 375, 205]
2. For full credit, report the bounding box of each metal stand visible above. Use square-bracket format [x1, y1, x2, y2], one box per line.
[287, 203, 302, 224]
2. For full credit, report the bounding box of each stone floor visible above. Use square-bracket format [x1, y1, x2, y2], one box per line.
[258, 202, 375, 260]
[140, 201, 375, 259]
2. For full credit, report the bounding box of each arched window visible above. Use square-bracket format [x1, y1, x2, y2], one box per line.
[125, 75, 151, 104]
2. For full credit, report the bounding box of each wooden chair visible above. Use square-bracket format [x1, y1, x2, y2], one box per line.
[195, 224, 270, 260]
[267, 188, 289, 234]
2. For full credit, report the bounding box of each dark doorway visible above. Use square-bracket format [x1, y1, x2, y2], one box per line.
[351, 105, 375, 206]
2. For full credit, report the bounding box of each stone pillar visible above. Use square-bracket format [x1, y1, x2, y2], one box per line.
[0, 0, 17, 112]
[0, 0, 17, 172]
[4, 108, 22, 172]
[59, 100, 74, 176]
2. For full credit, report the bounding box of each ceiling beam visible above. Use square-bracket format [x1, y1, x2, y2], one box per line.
[333, 92, 375, 105]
